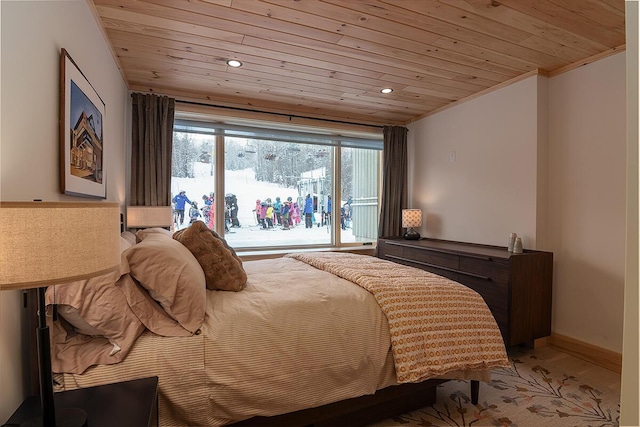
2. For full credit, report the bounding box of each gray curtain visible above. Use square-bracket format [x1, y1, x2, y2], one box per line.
[130, 93, 175, 206]
[378, 125, 408, 238]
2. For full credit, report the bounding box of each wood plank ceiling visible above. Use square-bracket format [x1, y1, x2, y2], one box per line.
[91, 0, 626, 126]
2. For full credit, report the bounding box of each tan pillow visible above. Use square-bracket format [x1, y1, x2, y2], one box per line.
[116, 274, 193, 337]
[173, 221, 247, 291]
[45, 271, 146, 374]
[121, 233, 205, 334]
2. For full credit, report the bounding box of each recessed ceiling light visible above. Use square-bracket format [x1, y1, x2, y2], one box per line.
[380, 88, 393, 94]
[227, 59, 243, 68]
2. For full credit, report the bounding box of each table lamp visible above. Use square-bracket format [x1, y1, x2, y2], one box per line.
[0, 201, 121, 427]
[126, 206, 173, 229]
[402, 209, 422, 240]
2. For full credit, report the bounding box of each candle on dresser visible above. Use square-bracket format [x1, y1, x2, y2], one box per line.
[513, 237, 523, 254]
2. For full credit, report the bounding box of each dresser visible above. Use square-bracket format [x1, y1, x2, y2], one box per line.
[377, 237, 553, 347]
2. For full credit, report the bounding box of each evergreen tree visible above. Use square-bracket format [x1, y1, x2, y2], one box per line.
[172, 132, 197, 178]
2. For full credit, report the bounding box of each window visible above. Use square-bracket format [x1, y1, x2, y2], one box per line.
[340, 147, 380, 244]
[171, 131, 216, 230]
[171, 117, 382, 252]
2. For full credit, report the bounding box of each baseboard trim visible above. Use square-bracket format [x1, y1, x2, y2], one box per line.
[534, 336, 551, 348]
[549, 333, 622, 373]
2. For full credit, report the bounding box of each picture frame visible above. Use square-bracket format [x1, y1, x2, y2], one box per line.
[59, 48, 106, 198]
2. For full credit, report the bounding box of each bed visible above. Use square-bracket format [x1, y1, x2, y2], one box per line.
[39, 222, 509, 426]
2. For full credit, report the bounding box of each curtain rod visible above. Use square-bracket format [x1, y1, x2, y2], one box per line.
[175, 99, 384, 130]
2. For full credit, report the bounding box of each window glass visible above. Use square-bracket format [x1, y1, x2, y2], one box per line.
[171, 131, 216, 231]
[340, 147, 379, 244]
[223, 138, 332, 248]
[171, 119, 381, 251]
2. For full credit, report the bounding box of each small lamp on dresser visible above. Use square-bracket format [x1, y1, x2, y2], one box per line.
[402, 209, 422, 240]
[0, 201, 121, 427]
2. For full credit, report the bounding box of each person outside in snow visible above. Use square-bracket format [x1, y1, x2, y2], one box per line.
[172, 190, 192, 225]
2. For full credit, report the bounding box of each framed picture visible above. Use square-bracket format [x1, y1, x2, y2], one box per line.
[59, 48, 106, 198]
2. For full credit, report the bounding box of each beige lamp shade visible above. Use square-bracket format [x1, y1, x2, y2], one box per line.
[127, 206, 173, 228]
[402, 209, 423, 229]
[0, 201, 121, 290]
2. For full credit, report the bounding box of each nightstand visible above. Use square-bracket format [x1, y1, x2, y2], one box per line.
[4, 376, 158, 427]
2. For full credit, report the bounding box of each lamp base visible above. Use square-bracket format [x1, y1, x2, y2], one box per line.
[20, 408, 88, 427]
[403, 229, 421, 240]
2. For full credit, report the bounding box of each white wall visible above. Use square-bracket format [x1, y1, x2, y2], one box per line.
[407, 53, 626, 354]
[0, 0, 128, 421]
[547, 53, 626, 352]
[408, 76, 543, 249]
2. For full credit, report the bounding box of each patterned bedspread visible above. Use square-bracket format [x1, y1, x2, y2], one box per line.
[286, 252, 510, 383]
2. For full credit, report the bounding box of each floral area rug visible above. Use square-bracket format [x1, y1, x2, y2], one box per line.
[369, 346, 621, 427]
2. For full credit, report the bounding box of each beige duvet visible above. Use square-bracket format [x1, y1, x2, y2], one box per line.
[56, 257, 496, 426]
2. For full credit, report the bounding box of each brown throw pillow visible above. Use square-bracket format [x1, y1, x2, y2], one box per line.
[173, 221, 247, 291]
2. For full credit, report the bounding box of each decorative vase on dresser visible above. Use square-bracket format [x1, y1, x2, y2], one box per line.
[377, 237, 553, 347]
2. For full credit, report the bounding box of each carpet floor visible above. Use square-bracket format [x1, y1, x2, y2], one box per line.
[369, 346, 621, 427]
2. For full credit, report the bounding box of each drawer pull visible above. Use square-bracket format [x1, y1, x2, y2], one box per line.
[384, 255, 491, 281]
[457, 270, 491, 281]
[383, 241, 452, 255]
[384, 255, 457, 273]
[461, 253, 493, 261]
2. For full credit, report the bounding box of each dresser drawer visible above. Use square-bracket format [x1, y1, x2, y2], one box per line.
[378, 240, 405, 258]
[421, 265, 459, 282]
[459, 255, 509, 284]
[457, 275, 509, 312]
[489, 307, 508, 328]
[488, 307, 509, 341]
[410, 247, 458, 270]
[380, 241, 458, 271]
[381, 251, 460, 282]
